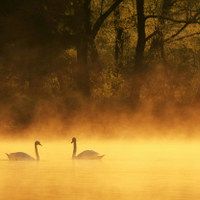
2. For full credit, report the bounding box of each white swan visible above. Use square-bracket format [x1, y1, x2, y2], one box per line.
[71, 137, 104, 159]
[6, 141, 42, 161]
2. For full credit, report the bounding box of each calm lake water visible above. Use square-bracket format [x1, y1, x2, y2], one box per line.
[1, 139, 200, 200]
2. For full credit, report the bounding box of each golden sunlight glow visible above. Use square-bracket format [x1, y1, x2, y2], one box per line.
[1, 139, 200, 200]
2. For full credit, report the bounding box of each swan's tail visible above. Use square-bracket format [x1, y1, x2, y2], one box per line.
[98, 155, 105, 159]
[5, 153, 10, 158]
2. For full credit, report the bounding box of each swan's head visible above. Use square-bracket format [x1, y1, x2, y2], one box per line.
[35, 141, 42, 146]
[71, 137, 76, 144]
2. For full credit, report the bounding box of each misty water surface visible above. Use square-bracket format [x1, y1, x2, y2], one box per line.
[0, 139, 200, 200]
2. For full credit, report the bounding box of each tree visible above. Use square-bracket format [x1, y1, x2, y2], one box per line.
[131, 0, 200, 105]
[114, 4, 124, 75]
[72, 0, 125, 96]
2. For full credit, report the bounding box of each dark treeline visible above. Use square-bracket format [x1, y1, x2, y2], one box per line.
[0, 0, 200, 134]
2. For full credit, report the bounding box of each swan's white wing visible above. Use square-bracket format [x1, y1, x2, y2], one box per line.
[6, 152, 36, 161]
[76, 150, 100, 159]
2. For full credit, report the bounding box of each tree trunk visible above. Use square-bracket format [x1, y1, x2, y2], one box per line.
[149, 0, 175, 102]
[131, 0, 146, 105]
[150, 0, 173, 61]
[135, 0, 146, 74]
[74, 0, 124, 96]
[74, 0, 91, 96]
[114, 5, 124, 76]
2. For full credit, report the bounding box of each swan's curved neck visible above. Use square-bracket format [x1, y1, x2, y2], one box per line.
[72, 140, 77, 159]
[35, 144, 40, 161]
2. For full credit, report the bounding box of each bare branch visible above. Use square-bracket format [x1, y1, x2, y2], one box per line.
[100, 0, 104, 16]
[164, 22, 189, 43]
[145, 30, 158, 41]
[166, 32, 200, 43]
[145, 15, 200, 23]
[146, 9, 200, 23]
[91, 0, 124, 39]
